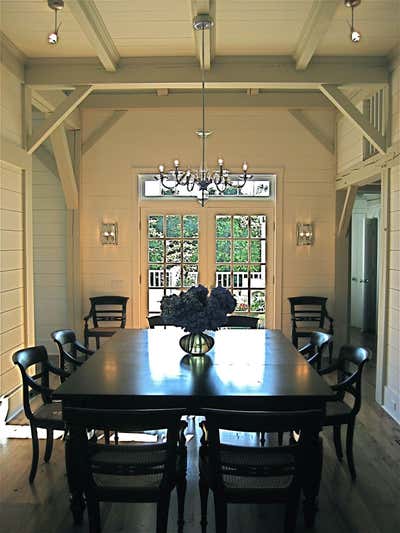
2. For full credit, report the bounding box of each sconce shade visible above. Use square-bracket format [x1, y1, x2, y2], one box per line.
[101, 222, 118, 245]
[296, 223, 313, 246]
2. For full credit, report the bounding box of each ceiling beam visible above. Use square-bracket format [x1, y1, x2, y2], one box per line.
[27, 86, 93, 154]
[338, 185, 358, 237]
[81, 91, 334, 109]
[82, 110, 127, 154]
[25, 56, 388, 90]
[50, 126, 78, 210]
[294, 0, 340, 70]
[32, 90, 80, 129]
[67, 0, 120, 72]
[320, 84, 387, 154]
[289, 109, 335, 154]
[190, 0, 216, 70]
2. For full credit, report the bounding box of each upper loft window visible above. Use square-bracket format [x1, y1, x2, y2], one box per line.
[362, 89, 386, 161]
[140, 174, 275, 201]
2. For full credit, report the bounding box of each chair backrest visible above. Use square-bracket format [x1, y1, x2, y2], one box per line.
[62, 407, 186, 487]
[288, 296, 328, 329]
[12, 346, 51, 420]
[89, 296, 129, 328]
[51, 329, 79, 375]
[302, 331, 333, 369]
[201, 408, 322, 490]
[147, 315, 168, 329]
[223, 315, 259, 329]
[335, 345, 370, 414]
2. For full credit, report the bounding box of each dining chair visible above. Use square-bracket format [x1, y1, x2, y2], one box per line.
[319, 344, 370, 480]
[84, 295, 129, 349]
[198, 407, 323, 533]
[299, 331, 333, 372]
[12, 345, 69, 483]
[288, 296, 334, 361]
[223, 315, 259, 329]
[63, 406, 188, 533]
[147, 315, 168, 328]
[51, 329, 94, 378]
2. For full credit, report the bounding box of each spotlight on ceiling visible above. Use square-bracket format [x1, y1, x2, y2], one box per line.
[344, 0, 361, 43]
[47, 0, 64, 45]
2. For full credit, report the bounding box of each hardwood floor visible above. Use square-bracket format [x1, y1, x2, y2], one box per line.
[1, 366, 400, 533]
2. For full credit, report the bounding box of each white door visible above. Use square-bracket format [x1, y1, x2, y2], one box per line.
[350, 212, 366, 328]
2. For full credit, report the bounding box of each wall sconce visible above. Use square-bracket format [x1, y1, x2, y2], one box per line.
[101, 222, 118, 245]
[296, 223, 313, 246]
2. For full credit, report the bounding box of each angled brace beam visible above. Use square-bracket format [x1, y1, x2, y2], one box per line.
[338, 185, 358, 237]
[50, 126, 78, 210]
[82, 110, 127, 155]
[294, 0, 340, 70]
[27, 86, 93, 154]
[68, 0, 120, 72]
[35, 145, 58, 176]
[289, 109, 334, 154]
[190, 0, 216, 70]
[32, 89, 80, 130]
[320, 84, 387, 154]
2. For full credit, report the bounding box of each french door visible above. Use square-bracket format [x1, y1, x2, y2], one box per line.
[139, 204, 274, 328]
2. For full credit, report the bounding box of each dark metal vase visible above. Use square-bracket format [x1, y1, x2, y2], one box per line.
[179, 332, 214, 356]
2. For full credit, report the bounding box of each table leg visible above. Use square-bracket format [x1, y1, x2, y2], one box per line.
[300, 430, 323, 528]
[65, 425, 87, 524]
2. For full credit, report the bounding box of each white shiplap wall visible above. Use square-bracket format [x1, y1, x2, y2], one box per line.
[0, 63, 25, 416]
[32, 153, 68, 354]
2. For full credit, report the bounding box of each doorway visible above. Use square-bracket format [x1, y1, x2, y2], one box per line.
[349, 181, 381, 365]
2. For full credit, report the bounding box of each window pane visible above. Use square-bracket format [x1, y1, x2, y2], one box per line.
[166, 240, 181, 263]
[251, 290, 265, 312]
[183, 240, 198, 263]
[250, 240, 261, 262]
[216, 265, 231, 287]
[250, 215, 266, 238]
[148, 289, 164, 313]
[216, 216, 231, 237]
[216, 240, 231, 262]
[166, 215, 181, 237]
[233, 266, 248, 288]
[233, 215, 249, 237]
[148, 265, 164, 288]
[183, 264, 198, 287]
[233, 290, 249, 312]
[148, 240, 163, 263]
[148, 215, 164, 238]
[183, 215, 199, 237]
[166, 265, 181, 287]
[233, 240, 248, 263]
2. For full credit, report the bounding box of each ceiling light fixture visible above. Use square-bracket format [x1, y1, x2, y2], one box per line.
[344, 0, 361, 43]
[47, 0, 64, 45]
[154, 15, 251, 207]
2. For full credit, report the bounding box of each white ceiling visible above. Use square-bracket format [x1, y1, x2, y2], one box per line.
[0, 0, 399, 60]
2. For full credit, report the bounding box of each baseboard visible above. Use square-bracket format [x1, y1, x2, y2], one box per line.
[383, 386, 400, 424]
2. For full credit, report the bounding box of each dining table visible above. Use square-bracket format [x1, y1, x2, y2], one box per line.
[54, 328, 334, 526]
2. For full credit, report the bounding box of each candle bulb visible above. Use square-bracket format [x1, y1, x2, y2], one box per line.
[218, 158, 224, 167]
[159, 164, 164, 173]
[242, 161, 248, 172]
[174, 159, 180, 167]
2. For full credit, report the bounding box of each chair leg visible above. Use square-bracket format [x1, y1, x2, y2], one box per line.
[328, 341, 334, 364]
[104, 429, 110, 445]
[278, 431, 283, 446]
[213, 494, 227, 533]
[177, 476, 187, 532]
[284, 486, 300, 533]
[346, 421, 357, 481]
[333, 425, 343, 461]
[86, 491, 101, 533]
[156, 491, 171, 533]
[29, 424, 39, 483]
[199, 476, 209, 530]
[44, 429, 54, 462]
[259, 432, 266, 446]
[84, 331, 89, 348]
[95, 337, 100, 350]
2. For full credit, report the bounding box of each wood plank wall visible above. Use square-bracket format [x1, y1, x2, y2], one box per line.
[0, 63, 25, 417]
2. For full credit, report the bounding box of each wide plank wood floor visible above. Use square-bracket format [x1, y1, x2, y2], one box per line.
[1, 363, 400, 533]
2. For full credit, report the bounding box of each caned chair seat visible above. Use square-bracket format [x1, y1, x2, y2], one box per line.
[34, 402, 64, 428]
[86, 326, 121, 335]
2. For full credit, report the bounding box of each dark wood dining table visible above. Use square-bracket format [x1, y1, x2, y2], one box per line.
[54, 328, 334, 526]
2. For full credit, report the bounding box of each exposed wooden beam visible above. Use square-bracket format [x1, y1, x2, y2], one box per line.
[82, 110, 127, 154]
[190, 1, 216, 70]
[0, 136, 31, 170]
[156, 89, 169, 97]
[50, 126, 78, 210]
[82, 91, 334, 109]
[25, 56, 388, 90]
[247, 88, 260, 96]
[67, 0, 119, 72]
[320, 84, 387, 154]
[289, 109, 335, 154]
[31, 90, 81, 130]
[0, 31, 25, 81]
[294, 1, 340, 70]
[27, 86, 93, 154]
[35, 146, 58, 176]
[338, 185, 358, 237]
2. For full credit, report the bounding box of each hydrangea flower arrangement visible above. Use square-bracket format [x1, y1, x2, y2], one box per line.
[160, 285, 236, 333]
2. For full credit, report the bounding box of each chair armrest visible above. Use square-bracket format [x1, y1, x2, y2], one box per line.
[318, 361, 339, 376]
[178, 419, 188, 449]
[26, 373, 53, 399]
[298, 343, 312, 356]
[63, 352, 83, 367]
[83, 311, 93, 327]
[307, 352, 319, 367]
[46, 361, 71, 379]
[74, 340, 94, 356]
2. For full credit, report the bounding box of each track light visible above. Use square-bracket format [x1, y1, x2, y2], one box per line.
[345, 0, 361, 43]
[47, 0, 63, 45]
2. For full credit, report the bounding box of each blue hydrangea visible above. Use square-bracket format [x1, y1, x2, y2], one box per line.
[160, 284, 236, 333]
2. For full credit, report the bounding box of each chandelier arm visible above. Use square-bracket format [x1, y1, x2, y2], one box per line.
[159, 174, 178, 191]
